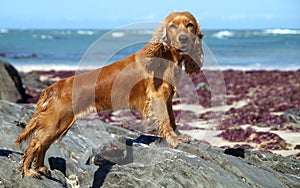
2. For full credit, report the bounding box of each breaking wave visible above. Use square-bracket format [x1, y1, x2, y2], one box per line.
[0, 29, 9, 34]
[77, 30, 95, 35]
[111, 31, 125, 38]
[263, 29, 300, 35]
[32, 34, 54, 40]
[212, 31, 234, 39]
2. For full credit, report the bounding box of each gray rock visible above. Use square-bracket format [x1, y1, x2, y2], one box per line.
[19, 71, 54, 91]
[0, 99, 299, 188]
[0, 61, 28, 103]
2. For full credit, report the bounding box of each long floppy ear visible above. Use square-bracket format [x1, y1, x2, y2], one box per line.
[184, 22, 204, 75]
[145, 23, 169, 57]
[150, 23, 168, 45]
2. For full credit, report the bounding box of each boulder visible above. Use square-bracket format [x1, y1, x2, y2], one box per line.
[0, 100, 299, 188]
[0, 61, 29, 102]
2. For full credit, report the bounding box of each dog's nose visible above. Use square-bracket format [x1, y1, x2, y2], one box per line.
[178, 35, 189, 44]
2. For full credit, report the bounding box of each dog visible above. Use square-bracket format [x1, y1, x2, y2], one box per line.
[16, 11, 204, 178]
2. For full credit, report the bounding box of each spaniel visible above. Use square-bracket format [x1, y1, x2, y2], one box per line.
[16, 11, 204, 178]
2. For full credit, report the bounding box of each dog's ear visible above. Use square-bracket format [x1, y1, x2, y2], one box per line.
[146, 23, 169, 57]
[151, 23, 168, 45]
[196, 22, 205, 39]
[184, 22, 204, 75]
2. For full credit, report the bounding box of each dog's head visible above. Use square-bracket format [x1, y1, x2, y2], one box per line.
[151, 11, 204, 74]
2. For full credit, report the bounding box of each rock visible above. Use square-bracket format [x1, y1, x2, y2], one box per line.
[12, 53, 37, 59]
[19, 71, 54, 91]
[284, 109, 300, 124]
[0, 61, 29, 102]
[0, 100, 299, 188]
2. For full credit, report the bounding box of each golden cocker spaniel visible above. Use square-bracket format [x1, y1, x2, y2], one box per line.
[16, 11, 204, 178]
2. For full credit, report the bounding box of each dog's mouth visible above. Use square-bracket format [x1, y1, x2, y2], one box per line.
[177, 46, 188, 53]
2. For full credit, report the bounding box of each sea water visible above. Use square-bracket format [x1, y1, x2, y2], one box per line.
[0, 28, 299, 71]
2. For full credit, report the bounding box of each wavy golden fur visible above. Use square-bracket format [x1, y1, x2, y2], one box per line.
[16, 11, 204, 178]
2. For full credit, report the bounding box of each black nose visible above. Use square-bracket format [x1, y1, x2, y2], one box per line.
[178, 35, 189, 44]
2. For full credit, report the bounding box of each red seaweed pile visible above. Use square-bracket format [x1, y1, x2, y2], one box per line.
[190, 70, 300, 129]
[188, 70, 300, 153]
[216, 127, 290, 151]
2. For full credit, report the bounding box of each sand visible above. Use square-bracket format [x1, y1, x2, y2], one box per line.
[176, 103, 300, 157]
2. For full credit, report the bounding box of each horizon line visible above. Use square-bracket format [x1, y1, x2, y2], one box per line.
[1, 27, 300, 30]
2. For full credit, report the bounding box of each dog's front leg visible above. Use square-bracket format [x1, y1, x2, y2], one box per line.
[150, 97, 191, 148]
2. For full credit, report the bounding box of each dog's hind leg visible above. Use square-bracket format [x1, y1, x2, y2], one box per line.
[21, 108, 76, 178]
[21, 132, 53, 178]
[33, 113, 75, 177]
[22, 137, 43, 178]
[33, 145, 51, 177]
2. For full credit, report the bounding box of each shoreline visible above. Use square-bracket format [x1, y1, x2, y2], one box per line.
[14, 64, 300, 73]
[15, 64, 98, 73]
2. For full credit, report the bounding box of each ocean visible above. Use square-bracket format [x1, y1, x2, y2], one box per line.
[0, 28, 300, 71]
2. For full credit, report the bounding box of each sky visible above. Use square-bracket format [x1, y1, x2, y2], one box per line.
[1, 0, 299, 29]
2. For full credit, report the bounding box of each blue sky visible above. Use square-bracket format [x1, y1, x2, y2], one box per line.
[1, 0, 299, 29]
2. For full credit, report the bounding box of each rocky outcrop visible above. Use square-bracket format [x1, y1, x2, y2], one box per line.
[0, 61, 29, 103]
[0, 99, 299, 188]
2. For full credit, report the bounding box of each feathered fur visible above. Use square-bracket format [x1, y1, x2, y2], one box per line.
[16, 88, 57, 144]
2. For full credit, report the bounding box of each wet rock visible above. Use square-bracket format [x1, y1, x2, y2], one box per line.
[0, 61, 29, 102]
[0, 100, 299, 188]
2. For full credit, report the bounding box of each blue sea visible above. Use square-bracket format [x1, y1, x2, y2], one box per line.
[0, 28, 300, 71]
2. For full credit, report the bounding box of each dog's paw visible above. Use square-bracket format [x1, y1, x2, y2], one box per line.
[23, 168, 41, 179]
[166, 134, 192, 148]
[37, 166, 51, 177]
[165, 135, 179, 148]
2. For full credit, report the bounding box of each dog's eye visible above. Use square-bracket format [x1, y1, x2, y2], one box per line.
[187, 23, 194, 28]
[169, 24, 177, 29]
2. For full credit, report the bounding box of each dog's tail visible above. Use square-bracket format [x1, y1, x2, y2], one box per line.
[16, 87, 56, 144]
